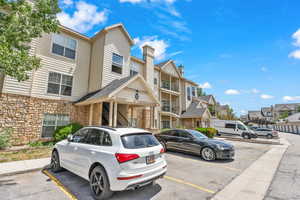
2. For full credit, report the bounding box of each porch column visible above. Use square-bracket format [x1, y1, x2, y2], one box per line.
[170, 116, 172, 128]
[152, 107, 156, 129]
[109, 101, 113, 127]
[113, 102, 118, 127]
[89, 104, 94, 125]
[150, 106, 154, 129]
[98, 102, 103, 126]
[130, 105, 134, 127]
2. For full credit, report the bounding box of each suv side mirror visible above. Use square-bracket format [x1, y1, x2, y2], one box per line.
[67, 134, 73, 142]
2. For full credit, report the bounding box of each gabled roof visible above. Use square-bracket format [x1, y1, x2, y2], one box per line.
[155, 60, 171, 68]
[155, 60, 182, 78]
[286, 113, 300, 122]
[75, 75, 160, 106]
[198, 95, 216, 105]
[181, 100, 211, 119]
[274, 103, 300, 111]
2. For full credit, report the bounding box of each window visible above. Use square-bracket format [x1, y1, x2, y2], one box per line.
[187, 87, 191, 101]
[154, 78, 158, 85]
[86, 129, 112, 146]
[225, 123, 236, 129]
[42, 114, 69, 138]
[121, 133, 160, 149]
[52, 34, 77, 59]
[112, 53, 123, 74]
[162, 120, 171, 129]
[130, 62, 139, 76]
[47, 72, 73, 96]
[72, 129, 89, 143]
[237, 124, 246, 130]
[192, 87, 196, 97]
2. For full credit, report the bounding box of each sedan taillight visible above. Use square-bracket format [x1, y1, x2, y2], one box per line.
[160, 148, 165, 154]
[115, 153, 140, 163]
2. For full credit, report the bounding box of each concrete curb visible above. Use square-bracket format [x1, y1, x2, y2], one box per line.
[0, 157, 50, 177]
[212, 134, 290, 200]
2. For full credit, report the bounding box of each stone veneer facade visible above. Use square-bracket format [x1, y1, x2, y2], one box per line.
[0, 93, 89, 145]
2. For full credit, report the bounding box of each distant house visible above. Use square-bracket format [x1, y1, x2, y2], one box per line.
[272, 103, 300, 120]
[248, 111, 263, 120]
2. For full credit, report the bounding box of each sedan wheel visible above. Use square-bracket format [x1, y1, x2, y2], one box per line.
[90, 166, 113, 200]
[51, 151, 62, 172]
[201, 147, 216, 161]
[267, 134, 273, 139]
[243, 134, 250, 139]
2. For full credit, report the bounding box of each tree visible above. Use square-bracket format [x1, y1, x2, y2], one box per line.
[0, 0, 60, 91]
[279, 111, 289, 119]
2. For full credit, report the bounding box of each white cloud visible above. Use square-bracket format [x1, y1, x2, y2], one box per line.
[260, 94, 274, 99]
[240, 110, 247, 114]
[199, 82, 212, 89]
[251, 88, 260, 94]
[283, 96, 300, 102]
[62, 0, 73, 6]
[292, 29, 300, 47]
[261, 66, 268, 72]
[119, 0, 143, 3]
[225, 89, 240, 95]
[289, 50, 300, 59]
[168, 51, 183, 57]
[57, 1, 109, 33]
[134, 36, 169, 61]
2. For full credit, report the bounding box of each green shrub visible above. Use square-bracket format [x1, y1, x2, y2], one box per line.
[53, 123, 83, 142]
[195, 127, 217, 138]
[0, 128, 12, 150]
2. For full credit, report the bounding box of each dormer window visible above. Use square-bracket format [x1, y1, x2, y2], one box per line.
[112, 53, 123, 74]
[52, 34, 77, 59]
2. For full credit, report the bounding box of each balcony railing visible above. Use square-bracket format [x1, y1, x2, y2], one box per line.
[161, 80, 179, 92]
[162, 102, 180, 115]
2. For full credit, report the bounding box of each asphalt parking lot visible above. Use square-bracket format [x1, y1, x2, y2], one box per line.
[0, 140, 272, 200]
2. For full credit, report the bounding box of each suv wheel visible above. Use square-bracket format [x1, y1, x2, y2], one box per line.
[51, 150, 62, 172]
[242, 133, 250, 139]
[267, 134, 273, 139]
[201, 147, 216, 161]
[90, 166, 113, 200]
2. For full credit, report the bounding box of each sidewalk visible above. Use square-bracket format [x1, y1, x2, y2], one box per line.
[212, 133, 290, 200]
[0, 157, 50, 177]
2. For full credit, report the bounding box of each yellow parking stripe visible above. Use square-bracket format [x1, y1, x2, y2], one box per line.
[42, 169, 78, 200]
[167, 154, 241, 172]
[164, 176, 215, 194]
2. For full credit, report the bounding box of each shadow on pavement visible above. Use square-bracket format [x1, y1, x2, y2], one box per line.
[46, 169, 161, 200]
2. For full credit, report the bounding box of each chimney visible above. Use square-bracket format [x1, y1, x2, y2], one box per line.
[142, 45, 155, 89]
[178, 64, 184, 76]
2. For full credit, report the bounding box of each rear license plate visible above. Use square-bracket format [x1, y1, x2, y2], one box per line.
[146, 155, 155, 164]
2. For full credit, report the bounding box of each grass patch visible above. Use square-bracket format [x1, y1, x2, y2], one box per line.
[0, 146, 52, 163]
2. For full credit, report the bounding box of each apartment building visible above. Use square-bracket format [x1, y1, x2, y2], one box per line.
[0, 23, 212, 144]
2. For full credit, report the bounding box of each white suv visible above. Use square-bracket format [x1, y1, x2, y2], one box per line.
[50, 127, 167, 200]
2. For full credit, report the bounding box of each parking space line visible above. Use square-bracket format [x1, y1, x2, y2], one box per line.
[167, 153, 241, 172]
[164, 175, 215, 194]
[42, 169, 78, 200]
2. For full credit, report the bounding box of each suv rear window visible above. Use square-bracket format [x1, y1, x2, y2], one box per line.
[121, 133, 160, 149]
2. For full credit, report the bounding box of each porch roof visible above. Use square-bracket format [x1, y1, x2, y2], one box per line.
[74, 75, 160, 106]
[181, 101, 211, 119]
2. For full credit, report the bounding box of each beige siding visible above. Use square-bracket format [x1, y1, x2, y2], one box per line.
[162, 63, 180, 78]
[89, 34, 105, 92]
[153, 69, 160, 97]
[130, 60, 145, 77]
[102, 28, 131, 87]
[32, 33, 91, 101]
[2, 38, 39, 96]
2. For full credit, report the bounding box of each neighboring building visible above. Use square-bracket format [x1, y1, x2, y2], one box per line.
[248, 111, 263, 120]
[215, 103, 230, 118]
[0, 23, 214, 144]
[272, 103, 300, 120]
[284, 113, 300, 126]
[240, 114, 249, 122]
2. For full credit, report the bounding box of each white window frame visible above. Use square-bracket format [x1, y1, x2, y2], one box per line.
[41, 114, 70, 138]
[130, 62, 139, 76]
[111, 53, 124, 74]
[51, 33, 77, 60]
[47, 71, 73, 96]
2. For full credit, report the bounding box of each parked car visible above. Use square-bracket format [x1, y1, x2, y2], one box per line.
[155, 129, 235, 161]
[50, 127, 167, 200]
[249, 126, 259, 131]
[211, 119, 257, 139]
[254, 128, 278, 139]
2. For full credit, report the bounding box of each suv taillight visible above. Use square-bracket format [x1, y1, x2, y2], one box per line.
[160, 148, 165, 154]
[115, 153, 140, 163]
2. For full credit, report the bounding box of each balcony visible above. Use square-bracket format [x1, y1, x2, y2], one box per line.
[161, 101, 180, 116]
[161, 80, 179, 93]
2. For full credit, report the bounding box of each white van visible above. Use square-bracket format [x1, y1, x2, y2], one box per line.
[211, 120, 257, 139]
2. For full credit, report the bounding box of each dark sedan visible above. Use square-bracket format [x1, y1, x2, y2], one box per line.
[155, 129, 235, 161]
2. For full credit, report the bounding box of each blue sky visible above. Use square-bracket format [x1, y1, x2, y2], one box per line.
[57, 0, 300, 116]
